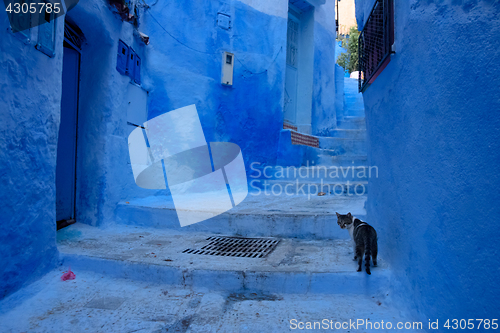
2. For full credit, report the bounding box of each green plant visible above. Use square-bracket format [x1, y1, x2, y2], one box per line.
[336, 26, 360, 74]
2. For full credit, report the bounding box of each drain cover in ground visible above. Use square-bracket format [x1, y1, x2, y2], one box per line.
[182, 236, 280, 258]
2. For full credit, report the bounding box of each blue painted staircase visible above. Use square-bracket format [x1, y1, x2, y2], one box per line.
[317, 77, 367, 164]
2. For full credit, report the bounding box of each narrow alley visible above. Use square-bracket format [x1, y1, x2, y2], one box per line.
[1, 0, 499, 332]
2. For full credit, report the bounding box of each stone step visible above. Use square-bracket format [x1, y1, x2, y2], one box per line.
[58, 223, 389, 295]
[337, 117, 366, 130]
[344, 93, 364, 99]
[343, 109, 364, 115]
[343, 110, 365, 115]
[337, 122, 366, 130]
[343, 116, 365, 121]
[319, 137, 366, 155]
[343, 105, 365, 112]
[303, 147, 369, 166]
[343, 111, 365, 118]
[114, 193, 367, 239]
[315, 154, 368, 166]
[344, 91, 362, 96]
[0, 269, 420, 333]
[343, 106, 364, 111]
[277, 130, 368, 168]
[329, 128, 367, 140]
[344, 77, 359, 85]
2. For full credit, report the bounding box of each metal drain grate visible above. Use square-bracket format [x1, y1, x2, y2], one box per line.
[182, 236, 281, 258]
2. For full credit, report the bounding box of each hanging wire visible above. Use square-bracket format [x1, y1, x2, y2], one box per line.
[146, 10, 220, 55]
[236, 47, 283, 76]
[141, 4, 283, 76]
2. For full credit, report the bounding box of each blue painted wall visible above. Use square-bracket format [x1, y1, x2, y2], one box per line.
[68, 0, 339, 227]
[0, 0, 340, 298]
[66, 3, 158, 228]
[334, 65, 345, 121]
[311, 22, 337, 136]
[0, 13, 64, 298]
[356, 0, 500, 323]
[142, 0, 286, 170]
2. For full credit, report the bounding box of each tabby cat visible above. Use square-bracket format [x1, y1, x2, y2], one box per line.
[336, 212, 378, 275]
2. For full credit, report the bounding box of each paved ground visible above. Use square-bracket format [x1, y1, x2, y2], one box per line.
[0, 270, 421, 333]
[58, 223, 384, 274]
[57, 223, 390, 295]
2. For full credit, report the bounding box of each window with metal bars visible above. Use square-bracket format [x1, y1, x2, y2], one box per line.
[358, 0, 394, 92]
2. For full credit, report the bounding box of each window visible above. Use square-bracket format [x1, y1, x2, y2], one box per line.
[116, 40, 129, 75]
[116, 41, 141, 84]
[35, 7, 56, 57]
[358, 0, 394, 92]
[133, 54, 141, 84]
[286, 17, 299, 68]
[64, 21, 83, 50]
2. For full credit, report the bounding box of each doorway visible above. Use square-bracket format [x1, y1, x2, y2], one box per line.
[284, 2, 315, 134]
[56, 21, 81, 229]
[284, 12, 300, 125]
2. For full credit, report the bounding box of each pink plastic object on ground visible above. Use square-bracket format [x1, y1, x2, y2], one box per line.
[61, 267, 76, 281]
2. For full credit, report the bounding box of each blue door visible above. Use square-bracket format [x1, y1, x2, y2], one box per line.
[56, 46, 79, 221]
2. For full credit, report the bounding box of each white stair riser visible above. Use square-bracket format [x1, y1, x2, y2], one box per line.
[115, 204, 365, 239]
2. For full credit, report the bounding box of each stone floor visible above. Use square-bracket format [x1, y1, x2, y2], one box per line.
[56, 223, 391, 295]
[0, 269, 421, 333]
[0, 152, 415, 333]
[58, 223, 381, 274]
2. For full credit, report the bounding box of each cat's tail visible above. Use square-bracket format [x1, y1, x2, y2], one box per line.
[364, 233, 372, 275]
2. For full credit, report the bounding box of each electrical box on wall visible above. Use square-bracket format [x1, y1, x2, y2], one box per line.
[217, 13, 231, 30]
[221, 52, 234, 86]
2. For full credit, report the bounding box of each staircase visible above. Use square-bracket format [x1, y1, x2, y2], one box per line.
[112, 78, 369, 238]
[343, 77, 365, 117]
[275, 77, 368, 195]
[318, 77, 367, 165]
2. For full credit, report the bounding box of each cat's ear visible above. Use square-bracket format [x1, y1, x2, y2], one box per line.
[347, 212, 352, 217]
[336, 212, 339, 217]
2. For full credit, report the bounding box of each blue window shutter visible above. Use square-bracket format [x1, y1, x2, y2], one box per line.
[133, 55, 141, 84]
[127, 48, 136, 78]
[117, 40, 129, 75]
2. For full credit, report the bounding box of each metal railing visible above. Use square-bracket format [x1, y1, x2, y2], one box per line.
[358, 0, 394, 92]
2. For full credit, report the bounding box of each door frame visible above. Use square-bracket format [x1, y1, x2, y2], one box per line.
[56, 20, 82, 230]
[284, 3, 315, 134]
[284, 10, 301, 125]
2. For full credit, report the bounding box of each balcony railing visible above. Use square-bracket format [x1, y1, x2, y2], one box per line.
[358, 0, 394, 92]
